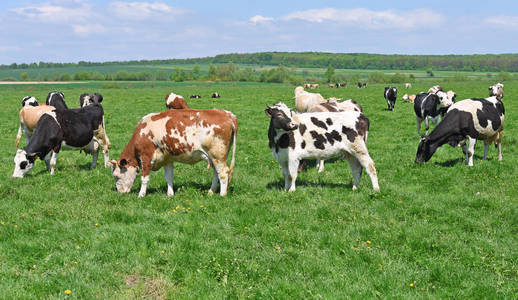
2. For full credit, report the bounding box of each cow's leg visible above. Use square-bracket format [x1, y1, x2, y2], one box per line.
[90, 142, 99, 170]
[496, 133, 503, 161]
[387, 100, 391, 110]
[208, 166, 220, 195]
[286, 159, 300, 192]
[138, 157, 152, 198]
[344, 153, 362, 191]
[164, 164, 174, 196]
[424, 117, 430, 135]
[483, 141, 490, 160]
[416, 117, 423, 136]
[316, 159, 325, 173]
[212, 159, 230, 196]
[466, 137, 477, 166]
[49, 151, 58, 175]
[138, 175, 150, 198]
[44, 152, 52, 172]
[15, 122, 23, 147]
[351, 148, 379, 192]
[94, 123, 111, 168]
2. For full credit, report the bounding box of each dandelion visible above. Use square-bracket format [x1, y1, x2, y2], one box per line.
[95, 223, 99, 227]
[14, 225, 18, 229]
[244, 226, 248, 230]
[115, 261, 119, 265]
[200, 205, 204, 208]
[410, 282, 415, 287]
[161, 250, 165, 254]
[367, 240, 371, 244]
[1, 221, 4, 225]
[64, 290, 71, 295]
[73, 261, 78, 265]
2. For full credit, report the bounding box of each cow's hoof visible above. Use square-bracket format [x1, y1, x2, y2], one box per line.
[138, 193, 146, 198]
[208, 190, 215, 196]
[352, 186, 358, 191]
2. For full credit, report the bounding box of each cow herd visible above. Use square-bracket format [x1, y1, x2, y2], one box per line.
[11, 82, 506, 197]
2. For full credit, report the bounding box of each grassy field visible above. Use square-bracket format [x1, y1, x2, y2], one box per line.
[0, 80, 517, 298]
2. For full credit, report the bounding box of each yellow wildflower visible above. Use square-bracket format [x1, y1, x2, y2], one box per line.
[64, 290, 71, 295]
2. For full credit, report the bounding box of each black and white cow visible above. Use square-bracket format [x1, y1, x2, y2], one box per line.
[21, 96, 38, 107]
[79, 93, 103, 108]
[265, 102, 379, 192]
[384, 87, 397, 111]
[414, 91, 454, 136]
[190, 94, 201, 99]
[415, 96, 504, 166]
[489, 83, 504, 100]
[13, 92, 110, 177]
[357, 82, 362, 88]
[211, 92, 220, 98]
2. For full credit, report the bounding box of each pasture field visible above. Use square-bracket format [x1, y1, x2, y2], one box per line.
[0, 80, 517, 298]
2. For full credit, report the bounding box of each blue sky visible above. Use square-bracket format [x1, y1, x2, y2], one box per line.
[1, 0, 517, 64]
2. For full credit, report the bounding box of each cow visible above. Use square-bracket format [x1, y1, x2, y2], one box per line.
[22, 96, 38, 107]
[384, 87, 397, 111]
[489, 83, 504, 100]
[13, 92, 111, 177]
[310, 83, 319, 89]
[328, 83, 335, 88]
[190, 95, 201, 99]
[402, 94, 416, 103]
[340, 83, 347, 87]
[110, 109, 238, 197]
[304, 83, 311, 89]
[428, 85, 443, 94]
[363, 82, 367, 88]
[446, 90, 457, 103]
[15, 96, 55, 148]
[405, 83, 412, 89]
[165, 92, 188, 109]
[265, 102, 379, 192]
[357, 82, 362, 88]
[211, 92, 221, 98]
[307, 98, 363, 173]
[79, 93, 103, 108]
[414, 91, 454, 136]
[415, 96, 504, 166]
[294, 86, 326, 113]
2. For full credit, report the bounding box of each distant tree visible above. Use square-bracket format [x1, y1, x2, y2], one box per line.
[325, 65, 335, 83]
[20, 72, 29, 81]
[208, 64, 217, 79]
[60, 73, 71, 81]
[426, 69, 434, 77]
[192, 65, 201, 79]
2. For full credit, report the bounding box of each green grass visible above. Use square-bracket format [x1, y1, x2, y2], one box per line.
[0, 80, 517, 298]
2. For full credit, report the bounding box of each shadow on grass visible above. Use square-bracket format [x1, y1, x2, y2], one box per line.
[144, 181, 235, 196]
[434, 154, 486, 167]
[266, 178, 353, 191]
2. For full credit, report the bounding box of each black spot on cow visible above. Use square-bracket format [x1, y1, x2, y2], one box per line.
[288, 132, 295, 149]
[342, 126, 357, 142]
[321, 102, 339, 112]
[311, 117, 328, 130]
[310, 130, 327, 150]
[325, 130, 342, 145]
[299, 123, 307, 136]
[301, 140, 306, 149]
[326, 118, 333, 126]
[278, 133, 290, 149]
[355, 114, 370, 138]
[473, 98, 503, 131]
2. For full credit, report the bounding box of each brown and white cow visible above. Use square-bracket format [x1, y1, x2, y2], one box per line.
[489, 83, 504, 100]
[428, 85, 443, 94]
[111, 109, 238, 197]
[294, 86, 326, 112]
[15, 96, 55, 147]
[165, 92, 188, 109]
[405, 83, 412, 89]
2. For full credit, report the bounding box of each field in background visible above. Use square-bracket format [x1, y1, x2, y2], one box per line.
[0, 81, 517, 298]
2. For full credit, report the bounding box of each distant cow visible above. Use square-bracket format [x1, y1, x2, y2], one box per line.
[190, 95, 201, 99]
[13, 92, 111, 177]
[211, 92, 220, 98]
[79, 93, 103, 108]
[265, 102, 379, 192]
[304, 83, 311, 89]
[405, 83, 412, 89]
[165, 92, 188, 109]
[384, 87, 397, 111]
[357, 82, 362, 88]
[428, 85, 443, 94]
[15, 96, 55, 147]
[339, 83, 347, 87]
[110, 109, 238, 197]
[328, 83, 335, 88]
[310, 83, 319, 89]
[402, 94, 416, 103]
[363, 82, 367, 87]
[489, 83, 504, 100]
[415, 96, 504, 166]
[414, 91, 454, 136]
[294, 86, 326, 112]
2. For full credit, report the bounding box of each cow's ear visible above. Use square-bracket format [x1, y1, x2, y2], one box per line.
[264, 108, 272, 117]
[96, 94, 103, 103]
[26, 153, 37, 162]
[119, 158, 128, 168]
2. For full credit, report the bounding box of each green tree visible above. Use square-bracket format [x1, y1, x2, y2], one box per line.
[208, 64, 217, 79]
[20, 72, 29, 81]
[325, 65, 335, 83]
[192, 65, 201, 79]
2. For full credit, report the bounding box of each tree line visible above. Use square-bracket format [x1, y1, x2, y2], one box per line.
[3, 52, 518, 72]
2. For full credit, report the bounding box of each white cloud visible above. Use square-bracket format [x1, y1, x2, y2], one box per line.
[249, 15, 273, 24]
[484, 16, 518, 28]
[281, 8, 444, 30]
[72, 24, 105, 36]
[10, 0, 92, 23]
[109, 1, 187, 20]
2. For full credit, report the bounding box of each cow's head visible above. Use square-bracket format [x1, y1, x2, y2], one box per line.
[165, 93, 188, 109]
[46, 91, 67, 110]
[489, 83, 504, 99]
[22, 96, 38, 107]
[110, 158, 138, 193]
[265, 102, 298, 131]
[415, 136, 434, 163]
[80, 93, 103, 107]
[12, 149, 36, 178]
[294, 86, 305, 95]
[436, 91, 454, 107]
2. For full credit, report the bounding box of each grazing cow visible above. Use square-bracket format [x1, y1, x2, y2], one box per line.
[304, 83, 311, 89]
[428, 85, 443, 94]
[415, 96, 504, 166]
[15, 97, 55, 147]
[265, 102, 379, 192]
[294, 86, 326, 113]
[489, 83, 504, 100]
[13, 92, 111, 177]
[328, 83, 335, 88]
[384, 87, 397, 111]
[165, 92, 188, 109]
[211, 92, 221, 98]
[363, 82, 367, 88]
[414, 91, 454, 136]
[110, 109, 238, 197]
[340, 83, 347, 87]
[190, 95, 201, 99]
[357, 82, 362, 88]
[405, 83, 412, 89]
[79, 93, 103, 108]
[22, 96, 38, 107]
[307, 98, 363, 173]
[310, 83, 319, 89]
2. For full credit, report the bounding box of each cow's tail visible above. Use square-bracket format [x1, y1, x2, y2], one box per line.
[228, 115, 238, 185]
[15, 122, 23, 148]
